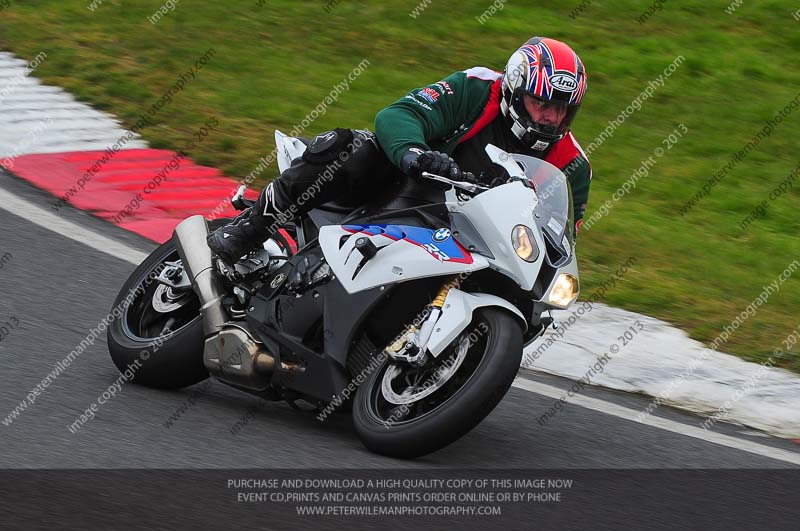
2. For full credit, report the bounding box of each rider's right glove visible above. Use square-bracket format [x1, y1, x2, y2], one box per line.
[400, 148, 464, 183]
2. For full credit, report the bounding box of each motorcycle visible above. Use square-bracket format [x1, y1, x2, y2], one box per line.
[107, 136, 580, 458]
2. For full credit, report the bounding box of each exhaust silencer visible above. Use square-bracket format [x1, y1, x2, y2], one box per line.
[173, 215, 228, 336]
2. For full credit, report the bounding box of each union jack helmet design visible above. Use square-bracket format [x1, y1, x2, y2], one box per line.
[500, 37, 587, 151]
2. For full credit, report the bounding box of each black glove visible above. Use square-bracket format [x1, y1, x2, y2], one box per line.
[401, 149, 463, 181]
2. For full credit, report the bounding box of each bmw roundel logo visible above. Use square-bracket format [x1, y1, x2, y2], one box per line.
[433, 228, 451, 242]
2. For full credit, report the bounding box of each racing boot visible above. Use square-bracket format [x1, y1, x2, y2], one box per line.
[206, 182, 284, 265]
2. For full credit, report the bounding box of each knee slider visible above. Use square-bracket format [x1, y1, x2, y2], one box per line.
[301, 128, 354, 164]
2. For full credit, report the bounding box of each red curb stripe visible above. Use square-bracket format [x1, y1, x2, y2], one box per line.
[9, 149, 256, 243]
[109, 179, 234, 192]
[59, 149, 177, 162]
[91, 165, 221, 178]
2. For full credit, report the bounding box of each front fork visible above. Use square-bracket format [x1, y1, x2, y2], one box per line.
[384, 280, 454, 366]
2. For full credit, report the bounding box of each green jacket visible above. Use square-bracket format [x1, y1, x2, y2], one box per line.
[375, 67, 592, 228]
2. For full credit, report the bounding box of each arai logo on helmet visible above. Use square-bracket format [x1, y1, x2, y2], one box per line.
[549, 73, 578, 92]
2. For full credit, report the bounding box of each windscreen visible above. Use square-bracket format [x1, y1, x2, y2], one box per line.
[510, 154, 573, 248]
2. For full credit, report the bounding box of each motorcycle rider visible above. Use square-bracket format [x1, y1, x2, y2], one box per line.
[207, 37, 591, 265]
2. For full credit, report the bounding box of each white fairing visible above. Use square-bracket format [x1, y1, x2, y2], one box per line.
[318, 225, 490, 294]
[275, 130, 308, 173]
[319, 145, 578, 307]
[426, 289, 526, 357]
[448, 181, 545, 292]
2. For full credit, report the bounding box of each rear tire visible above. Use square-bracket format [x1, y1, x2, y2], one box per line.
[352, 307, 523, 458]
[107, 219, 229, 389]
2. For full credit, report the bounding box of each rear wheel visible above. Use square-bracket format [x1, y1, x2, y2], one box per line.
[106, 220, 228, 389]
[352, 307, 523, 458]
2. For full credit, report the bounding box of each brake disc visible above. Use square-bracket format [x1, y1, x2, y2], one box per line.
[380, 335, 471, 405]
[151, 284, 192, 313]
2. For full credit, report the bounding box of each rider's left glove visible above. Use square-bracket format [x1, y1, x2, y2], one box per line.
[401, 148, 464, 181]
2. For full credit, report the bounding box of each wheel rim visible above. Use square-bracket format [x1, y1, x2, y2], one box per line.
[121, 248, 201, 342]
[365, 322, 491, 427]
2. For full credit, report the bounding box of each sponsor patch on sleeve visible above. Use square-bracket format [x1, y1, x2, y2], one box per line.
[434, 81, 454, 95]
[405, 93, 433, 110]
[416, 87, 441, 104]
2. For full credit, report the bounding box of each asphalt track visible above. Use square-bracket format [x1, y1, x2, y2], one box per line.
[1, 169, 799, 470]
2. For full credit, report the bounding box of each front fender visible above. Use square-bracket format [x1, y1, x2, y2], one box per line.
[426, 289, 527, 357]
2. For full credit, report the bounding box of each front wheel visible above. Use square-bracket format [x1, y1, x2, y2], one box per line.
[352, 307, 523, 458]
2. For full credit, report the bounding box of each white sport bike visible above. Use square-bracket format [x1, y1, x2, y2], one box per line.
[107, 134, 580, 458]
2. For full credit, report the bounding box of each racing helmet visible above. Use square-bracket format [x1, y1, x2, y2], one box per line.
[500, 37, 587, 152]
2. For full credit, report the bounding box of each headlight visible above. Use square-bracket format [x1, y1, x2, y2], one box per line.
[511, 225, 539, 262]
[548, 274, 579, 307]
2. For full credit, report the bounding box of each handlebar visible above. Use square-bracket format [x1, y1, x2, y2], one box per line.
[230, 169, 490, 213]
[420, 171, 489, 194]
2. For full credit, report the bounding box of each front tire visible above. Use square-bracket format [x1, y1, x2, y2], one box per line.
[352, 307, 523, 458]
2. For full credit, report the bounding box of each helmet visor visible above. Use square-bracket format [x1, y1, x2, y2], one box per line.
[517, 92, 579, 138]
